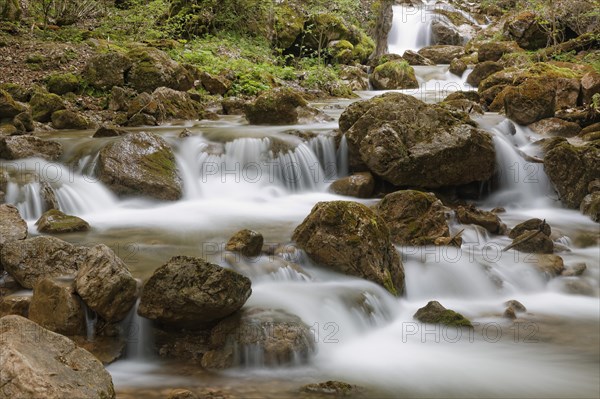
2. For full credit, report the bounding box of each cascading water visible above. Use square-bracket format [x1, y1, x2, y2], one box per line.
[388, 2, 433, 55]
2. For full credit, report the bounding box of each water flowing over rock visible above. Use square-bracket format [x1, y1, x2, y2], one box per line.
[96, 131, 183, 201]
[413, 301, 472, 327]
[292, 201, 405, 295]
[201, 308, 315, 369]
[375, 190, 450, 245]
[35, 209, 90, 234]
[138, 256, 252, 329]
[75, 244, 137, 322]
[339, 92, 495, 188]
[0, 204, 27, 246]
[0, 315, 115, 399]
[0, 136, 63, 161]
[0, 236, 88, 289]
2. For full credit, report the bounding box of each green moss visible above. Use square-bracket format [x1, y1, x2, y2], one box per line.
[382, 268, 398, 296]
[437, 309, 473, 327]
[46, 73, 81, 95]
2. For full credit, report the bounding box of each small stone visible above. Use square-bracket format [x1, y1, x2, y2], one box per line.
[504, 300, 526, 312]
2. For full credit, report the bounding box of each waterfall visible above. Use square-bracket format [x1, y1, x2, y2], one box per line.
[388, 3, 433, 55]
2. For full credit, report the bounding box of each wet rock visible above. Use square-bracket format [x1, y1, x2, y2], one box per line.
[559, 278, 596, 296]
[441, 99, 483, 114]
[329, 172, 375, 198]
[525, 254, 565, 277]
[13, 111, 34, 133]
[96, 131, 183, 201]
[0, 204, 27, 246]
[0, 315, 116, 399]
[478, 40, 523, 62]
[245, 88, 308, 125]
[35, 209, 90, 234]
[509, 218, 551, 239]
[200, 72, 232, 96]
[40, 181, 59, 211]
[466, 61, 504, 87]
[456, 205, 506, 234]
[434, 235, 463, 247]
[138, 256, 252, 329]
[152, 87, 199, 121]
[413, 301, 472, 327]
[301, 381, 363, 396]
[0, 236, 88, 289]
[292, 201, 405, 295]
[51, 110, 90, 130]
[28, 277, 85, 336]
[201, 308, 314, 369]
[375, 190, 449, 245]
[562, 263, 586, 277]
[93, 125, 128, 138]
[0, 293, 30, 317]
[504, 79, 555, 125]
[83, 52, 133, 90]
[46, 73, 80, 95]
[581, 71, 600, 106]
[402, 50, 435, 66]
[369, 60, 419, 90]
[75, 244, 137, 322]
[417, 45, 465, 64]
[511, 230, 554, 254]
[449, 58, 467, 76]
[528, 117, 581, 137]
[580, 192, 600, 222]
[431, 18, 461, 45]
[127, 46, 194, 93]
[29, 92, 66, 122]
[503, 307, 516, 319]
[225, 229, 264, 257]
[543, 138, 599, 208]
[339, 92, 495, 188]
[0, 135, 63, 161]
[504, 299, 526, 312]
[504, 11, 550, 50]
[444, 91, 480, 103]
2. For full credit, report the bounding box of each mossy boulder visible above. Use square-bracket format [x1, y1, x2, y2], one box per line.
[329, 172, 375, 198]
[449, 58, 467, 76]
[13, 111, 34, 133]
[0, 89, 24, 120]
[152, 87, 199, 121]
[369, 60, 419, 90]
[273, 2, 305, 49]
[503, 11, 551, 50]
[466, 61, 504, 87]
[126, 46, 194, 93]
[225, 229, 263, 257]
[417, 45, 465, 64]
[96, 131, 183, 201]
[0, 136, 63, 161]
[529, 117, 581, 137]
[375, 190, 450, 246]
[431, 17, 461, 46]
[199, 72, 232, 96]
[46, 73, 80, 95]
[35, 209, 90, 234]
[245, 88, 307, 125]
[543, 138, 600, 208]
[83, 52, 132, 90]
[292, 201, 405, 295]
[138, 256, 252, 329]
[413, 301, 472, 327]
[477, 41, 523, 62]
[339, 92, 496, 188]
[51, 110, 90, 130]
[503, 79, 555, 125]
[29, 92, 66, 123]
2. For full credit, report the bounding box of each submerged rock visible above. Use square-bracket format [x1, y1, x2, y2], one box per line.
[292, 201, 405, 295]
[0, 315, 116, 399]
[413, 301, 472, 327]
[138, 256, 252, 329]
[375, 190, 449, 245]
[225, 229, 264, 257]
[201, 308, 314, 369]
[35, 209, 90, 234]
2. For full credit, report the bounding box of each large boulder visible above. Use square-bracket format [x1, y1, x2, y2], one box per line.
[0, 315, 115, 399]
[96, 131, 183, 201]
[477, 41, 523, 62]
[28, 278, 85, 336]
[544, 138, 600, 208]
[83, 51, 133, 90]
[29, 92, 66, 123]
[75, 244, 137, 322]
[152, 87, 199, 120]
[529, 117, 581, 137]
[0, 236, 88, 289]
[0, 204, 27, 246]
[339, 92, 495, 188]
[369, 60, 419, 90]
[0, 136, 63, 161]
[375, 190, 449, 245]
[244, 88, 307, 125]
[126, 46, 194, 93]
[504, 11, 550, 50]
[413, 301, 472, 327]
[46, 73, 80, 95]
[329, 172, 375, 198]
[504, 79, 555, 125]
[292, 201, 404, 295]
[200, 72, 232, 96]
[201, 308, 315, 369]
[0, 89, 24, 120]
[417, 45, 465, 64]
[35, 209, 90, 234]
[466, 61, 504, 87]
[225, 229, 263, 257]
[431, 18, 461, 46]
[138, 256, 252, 329]
[50, 110, 90, 130]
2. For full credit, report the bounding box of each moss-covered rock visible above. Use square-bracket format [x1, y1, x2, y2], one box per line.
[35, 209, 90, 234]
[29, 92, 66, 123]
[369, 60, 419, 90]
[477, 40, 523, 62]
[466, 61, 504, 87]
[580, 192, 600, 222]
[0, 0, 21, 21]
[456, 205, 506, 234]
[292, 201, 405, 295]
[503, 11, 552, 50]
[339, 92, 496, 188]
[51, 110, 90, 130]
[245, 88, 307, 125]
[96, 131, 183, 201]
[503, 79, 555, 125]
[449, 58, 467, 76]
[200, 72, 232, 96]
[413, 301, 472, 327]
[127, 46, 194, 93]
[83, 51, 132, 90]
[152, 87, 199, 121]
[543, 138, 600, 208]
[0, 89, 24, 120]
[375, 190, 450, 246]
[417, 45, 465, 64]
[46, 73, 81, 95]
[225, 229, 263, 257]
[402, 50, 435, 66]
